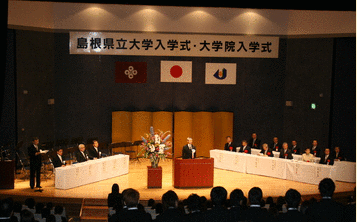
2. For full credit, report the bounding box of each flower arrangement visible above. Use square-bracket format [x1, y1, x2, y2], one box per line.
[137, 126, 172, 168]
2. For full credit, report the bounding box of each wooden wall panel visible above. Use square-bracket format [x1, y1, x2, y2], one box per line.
[131, 111, 153, 142]
[213, 112, 234, 150]
[112, 111, 132, 143]
[193, 112, 214, 158]
[173, 112, 193, 158]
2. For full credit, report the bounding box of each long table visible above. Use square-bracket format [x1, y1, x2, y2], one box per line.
[210, 149, 355, 185]
[55, 154, 129, 189]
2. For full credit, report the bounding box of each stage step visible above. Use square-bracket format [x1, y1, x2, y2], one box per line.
[80, 199, 108, 222]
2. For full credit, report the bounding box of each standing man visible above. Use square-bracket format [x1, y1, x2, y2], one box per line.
[291, 140, 300, 154]
[88, 140, 101, 160]
[248, 133, 261, 149]
[224, 136, 235, 152]
[28, 137, 42, 189]
[311, 140, 321, 157]
[182, 138, 196, 159]
[271, 137, 281, 152]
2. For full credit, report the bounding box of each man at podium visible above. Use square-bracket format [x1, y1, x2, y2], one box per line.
[182, 137, 196, 159]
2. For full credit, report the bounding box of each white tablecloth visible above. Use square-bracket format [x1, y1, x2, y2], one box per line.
[55, 154, 129, 189]
[334, 161, 356, 182]
[210, 149, 354, 185]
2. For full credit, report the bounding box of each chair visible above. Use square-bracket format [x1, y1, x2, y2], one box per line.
[110, 142, 125, 155]
[122, 142, 135, 159]
[132, 140, 143, 162]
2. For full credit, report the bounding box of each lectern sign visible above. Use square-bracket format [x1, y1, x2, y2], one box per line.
[70, 32, 279, 58]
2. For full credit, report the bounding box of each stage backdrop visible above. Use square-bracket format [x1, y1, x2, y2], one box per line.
[112, 111, 233, 158]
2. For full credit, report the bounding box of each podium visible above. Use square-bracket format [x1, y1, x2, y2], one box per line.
[0, 160, 15, 189]
[174, 158, 214, 188]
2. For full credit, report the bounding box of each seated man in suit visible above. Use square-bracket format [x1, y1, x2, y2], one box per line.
[306, 178, 344, 222]
[319, 148, 334, 165]
[260, 143, 273, 157]
[88, 140, 101, 160]
[278, 189, 307, 221]
[109, 188, 152, 222]
[311, 140, 321, 157]
[248, 133, 261, 149]
[302, 148, 314, 162]
[224, 136, 236, 152]
[279, 142, 293, 159]
[75, 144, 89, 163]
[291, 140, 300, 154]
[52, 148, 66, 168]
[333, 146, 345, 161]
[182, 137, 196, 159]
[271, 137, 281, 152]
[239, 140, 251, 154]
[243, 187, 271, 222]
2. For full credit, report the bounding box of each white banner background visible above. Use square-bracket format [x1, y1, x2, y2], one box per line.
[70, 32, 279, 58]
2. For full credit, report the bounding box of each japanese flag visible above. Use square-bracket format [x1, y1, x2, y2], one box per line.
[205, 63, 236, 85]
[161, 61, 192, 83]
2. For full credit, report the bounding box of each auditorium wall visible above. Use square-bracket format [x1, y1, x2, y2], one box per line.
[10, 29, 355, 160]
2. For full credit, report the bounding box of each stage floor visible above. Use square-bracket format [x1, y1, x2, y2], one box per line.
[2, 159, 355, 201]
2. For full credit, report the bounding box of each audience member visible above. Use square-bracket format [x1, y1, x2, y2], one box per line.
[156, 190, 183, 222]
[228, 189, 244, 221]
[278, 189, 307, 221]
[108, 183, 123, 210]
[184, 194, 202, 222]
[243, 187, 271, 222]
[306, 178, 345, 221]
[109, 188, 151, 222]
[202, 186, 231, 222]
[0, 198, 14, 222]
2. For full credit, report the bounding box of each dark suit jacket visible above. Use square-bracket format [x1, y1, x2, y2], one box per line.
[52, 154, 65, 168]
[291, 145, 300, 154]
[109, 208, 152, 222]
[279, 149, 293, 159]
[242, 207, 272, 222]
[155, 208, 184, 222]
[239, 145, 251, 154]
[271, 143, 282, 152]
[202, 206, 231, 222]
[224, 142, 236, 152]
[260, 148, 274, 157]
[311, 146, 321, 157]
[277, 209, 308, 222]
[333, 152, 345, 161]
[182, 144, 196, 159]
[306, 199, 345, 222]
[248, 138, 261, 149]
[28, 144, 42, 169]
[75, 150, 89, 163]
[87, 146, 100, 159]
[319, 154, 335, 165]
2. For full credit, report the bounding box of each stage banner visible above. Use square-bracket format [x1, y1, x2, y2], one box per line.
[70, 32, 279, 58]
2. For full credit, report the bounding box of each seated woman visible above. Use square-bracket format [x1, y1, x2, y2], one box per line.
[302, 148, 314, 162]
[260, 143, 274, 157]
